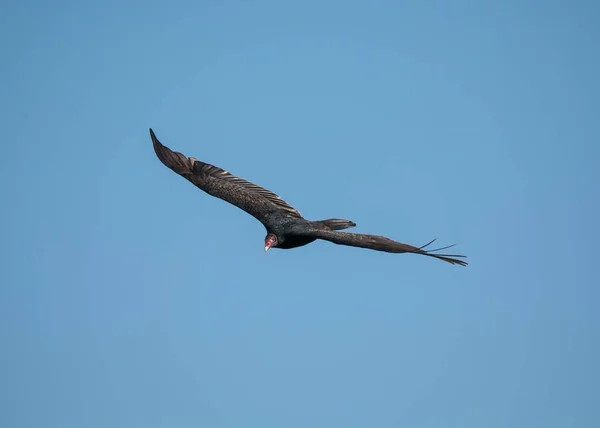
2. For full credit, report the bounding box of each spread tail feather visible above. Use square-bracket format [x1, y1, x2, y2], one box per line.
[312, 218, 357, 231]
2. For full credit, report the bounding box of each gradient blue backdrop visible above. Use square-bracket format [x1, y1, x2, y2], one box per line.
[1, 1, 599, 427]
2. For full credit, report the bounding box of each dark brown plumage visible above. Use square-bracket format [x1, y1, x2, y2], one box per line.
[150, 128, 467, 266]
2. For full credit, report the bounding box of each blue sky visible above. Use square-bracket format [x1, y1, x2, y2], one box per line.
[1, 0, 599, 427]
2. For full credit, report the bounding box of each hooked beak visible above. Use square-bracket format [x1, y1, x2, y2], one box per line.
[264, 234, 276, 252]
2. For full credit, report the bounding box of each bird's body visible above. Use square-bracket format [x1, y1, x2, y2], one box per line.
[264, 217, 317, 249]
[150, 128, 467, 266]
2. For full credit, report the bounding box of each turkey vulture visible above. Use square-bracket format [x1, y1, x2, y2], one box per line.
[150, 129, 467, 266]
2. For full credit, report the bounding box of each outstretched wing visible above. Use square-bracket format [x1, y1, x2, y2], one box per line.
[150, 128, 303, 225]
[310, 229, 468, 266]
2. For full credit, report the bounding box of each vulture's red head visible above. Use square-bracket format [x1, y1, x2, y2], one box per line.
[264, 234, 278, 252]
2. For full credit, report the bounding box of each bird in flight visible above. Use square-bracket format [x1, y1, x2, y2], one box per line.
[150, 129, 467, 266]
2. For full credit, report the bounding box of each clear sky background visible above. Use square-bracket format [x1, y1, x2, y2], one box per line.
[1, 1, 599, 427]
